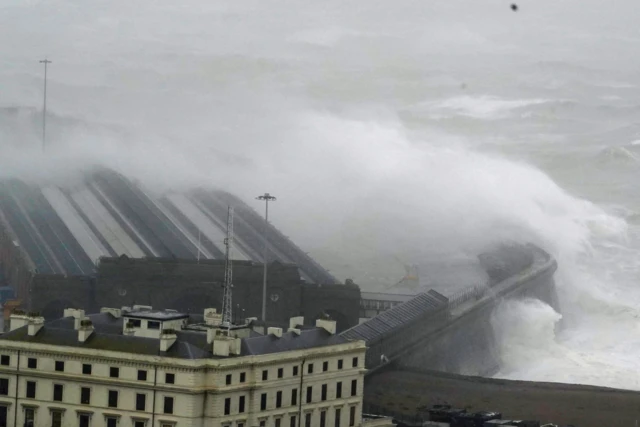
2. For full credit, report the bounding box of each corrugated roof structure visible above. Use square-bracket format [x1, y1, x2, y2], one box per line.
[0, 168, 335, 284]
[341, 290, 448, 344]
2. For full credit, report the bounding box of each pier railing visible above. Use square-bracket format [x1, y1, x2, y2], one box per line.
[446, 285, 486, 311]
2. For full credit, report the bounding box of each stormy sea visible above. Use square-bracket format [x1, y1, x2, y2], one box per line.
[2, 0, 640, 390]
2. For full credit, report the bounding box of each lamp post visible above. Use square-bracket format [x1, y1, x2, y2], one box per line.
[39, 58, 52, 152]
[256, 193, 276, 324]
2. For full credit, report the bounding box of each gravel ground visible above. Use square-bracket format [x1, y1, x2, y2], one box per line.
[364, 368, 640, 427]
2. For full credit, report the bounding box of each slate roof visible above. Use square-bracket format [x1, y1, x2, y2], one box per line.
[241, 328, 348, 356]
[0, 168, 336, 284]
[340, 290, 448, 344]
[0, 312, 349, 360]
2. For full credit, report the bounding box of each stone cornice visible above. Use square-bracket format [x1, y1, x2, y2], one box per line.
[0, 340, 366, 371]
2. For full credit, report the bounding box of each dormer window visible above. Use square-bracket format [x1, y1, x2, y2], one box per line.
[127, 319, 141, 328]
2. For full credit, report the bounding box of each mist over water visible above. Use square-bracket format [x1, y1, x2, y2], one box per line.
[3, 0, 640, 389]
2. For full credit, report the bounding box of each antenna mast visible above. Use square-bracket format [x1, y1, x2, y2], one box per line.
[221, 206, 234, 332]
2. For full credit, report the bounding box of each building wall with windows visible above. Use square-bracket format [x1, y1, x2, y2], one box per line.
[0, 309, 370, 427]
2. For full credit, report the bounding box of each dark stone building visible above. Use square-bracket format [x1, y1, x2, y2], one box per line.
[0, 169, 360, 331]
[30, 257, 360, 331]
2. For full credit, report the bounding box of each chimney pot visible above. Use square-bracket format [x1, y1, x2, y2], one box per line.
[289, 316, 304, 330]
[267, 327, 283, 338]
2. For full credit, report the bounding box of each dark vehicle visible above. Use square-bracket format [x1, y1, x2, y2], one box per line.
[452, 411, 502, 427]
[427, 404, 467, 422]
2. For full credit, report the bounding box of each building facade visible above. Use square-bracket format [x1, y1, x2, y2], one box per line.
[0, 307, 371, 427]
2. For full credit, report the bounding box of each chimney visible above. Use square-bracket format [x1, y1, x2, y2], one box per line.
[27, 316, 45, 336]
[212, 335, 241, 357]
[204, 308, 222, 326]
[160, 329, 177, 352]
[132, 305, 152, 311]
[78, 319, 94, 342]
[9, 310, 28, 331]
[289, 316, 304, 330]
[315, 318, 337, 335]
[100, 307, 122, 318]
[213, 336, 231, 357]
[287, 327, 301, 336]
[268, 327, 282, 338]
[64, 309, 86, 330]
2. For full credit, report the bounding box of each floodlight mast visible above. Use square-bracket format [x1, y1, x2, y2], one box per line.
[256, 193, 276, 324]
[221, 206, 234, 333]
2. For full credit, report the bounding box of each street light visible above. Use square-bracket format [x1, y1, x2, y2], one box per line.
[256, 192, 276, 324]
[39, 58, 52, 153]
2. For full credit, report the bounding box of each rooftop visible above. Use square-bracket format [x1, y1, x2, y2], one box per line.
[123, 309, 189, 321]
[0, 307, 349, 360]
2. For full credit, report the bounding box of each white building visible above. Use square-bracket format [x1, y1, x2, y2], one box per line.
[0, 306, 387, 427]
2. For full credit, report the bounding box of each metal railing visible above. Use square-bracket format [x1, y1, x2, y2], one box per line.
[446, 284, 487, 311]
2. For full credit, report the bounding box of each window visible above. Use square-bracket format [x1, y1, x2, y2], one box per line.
[321, 384, 327, 401]
[276, 419, 282, 427]
[81, 387, 91, 404]
[55, 360, 64, 372]
[53, 383, 63, 401]
[239, 395, 245, 413]
[338, 359, 343, 370]
[24, 408, 35, 425]
[278, 367, 283, 378]
[164, 396, 174, 414]
[27, 358, 37, 369]
[306, 386, 312, 403]
[321, 410, 327, 427]
[148, 320, 160, 329]
[166, 373, 175, 384]
[260, 393, 267, 411]
[224, 397, 231, 415]
[349, 406, 356, 427]
[307, 363, 313, 374]
[226, 374, 232, 385]
[240, 372, 246, 382]
[110, 367, 119, 378]
[336, 382, 342, 399]
[0, 378, 8, 395]
[106, 417, 118, 427]
[79, 413, 90, 427]
[351, 379, 357, 396]
[335, 408, 341, 427]
[305, 413, 312, 427]
[238, 423, 244, 427]
[352, 357, 358, 368]
[291, 388, 297, 406]
[290, 416, 297, 427]
[134, 421, 146, 427]
[293, 366, 299, 376]
[260, 421, 266, 427]
[323, 361, 328, 372]
[138, 370, 148, 381]
[276, 391, 282, 408]
[82, 363, 92, 375]
[108, 390, 118, 408]
[26, 381, 36, 398]
[136, 393, 146, 411]
[129, 318, 142, 327]
[262, 370, 268, 381]
[0, 355, 9, 366]
[51, 411, 63, 427]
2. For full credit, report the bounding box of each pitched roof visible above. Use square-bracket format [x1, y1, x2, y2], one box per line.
[340, 291, 448, 344]
[0, 168, 336, 284]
